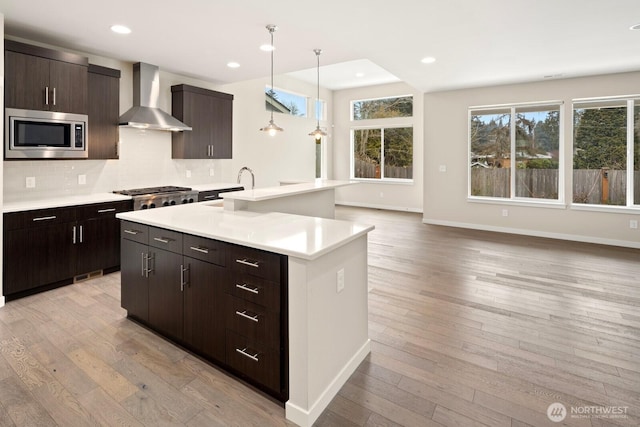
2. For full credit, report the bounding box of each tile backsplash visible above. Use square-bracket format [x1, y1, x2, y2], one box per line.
[3, 127, 231, 203]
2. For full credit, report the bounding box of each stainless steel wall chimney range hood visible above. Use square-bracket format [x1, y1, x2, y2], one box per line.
[119, 62, 192, 132]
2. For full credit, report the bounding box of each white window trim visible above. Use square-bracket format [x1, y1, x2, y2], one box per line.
[265, 85, 310, 118]
[350, 94, 413, 121]
[467, 101, 565, 205]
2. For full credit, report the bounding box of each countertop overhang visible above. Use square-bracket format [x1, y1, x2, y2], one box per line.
[3, 193, 132, 213]
[116, 202, 374, 261]
[221, 180, 355, 202]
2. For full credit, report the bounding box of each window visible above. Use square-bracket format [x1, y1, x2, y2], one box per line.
[351, 95, 414, 181]
[469, 103, 562, 201]
[265, 87, 308, 117]
[572, 97, 639, 207]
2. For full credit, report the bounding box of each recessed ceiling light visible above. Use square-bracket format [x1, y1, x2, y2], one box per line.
[110, 24, 131, 35]
[227, 62, 240, 68]
[260, 44, 275, 52]
[355, 72, 364, 78]
[630, 23, 640, 30]
[421, 56, 436, 64]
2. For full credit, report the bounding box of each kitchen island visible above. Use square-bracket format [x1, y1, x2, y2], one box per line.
[221, 179, 355, 219]
[117, 201, 373, 427]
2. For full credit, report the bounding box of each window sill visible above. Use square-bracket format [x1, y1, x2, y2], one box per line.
[570, 204, 640, 214]
[351, 178, 414, 186]
[467, 196, 566, 209]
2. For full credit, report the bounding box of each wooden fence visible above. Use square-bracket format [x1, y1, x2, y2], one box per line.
[354, 159, 413, 179]
[471, 168, 640, 204]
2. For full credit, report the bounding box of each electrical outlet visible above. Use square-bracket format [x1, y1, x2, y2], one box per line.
[186, 170, 192, 178]
[209, 168, 215, 177]
[439, 165, 447, 172]
[78, 174, 87, 185]
[502, 209, 509, 217]
[631, 220, 638, 229]
[379, 192, 384, 198]
[26, 177, 36, 188]
[336, 268, 345, 293]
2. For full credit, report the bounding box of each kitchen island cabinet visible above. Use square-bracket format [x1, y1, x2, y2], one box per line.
[117, 202, 373, 427]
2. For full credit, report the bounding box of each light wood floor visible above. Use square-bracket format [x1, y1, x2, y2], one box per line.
[1, 206, 639, 426]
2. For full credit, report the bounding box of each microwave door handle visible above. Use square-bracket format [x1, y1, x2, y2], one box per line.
[52, 87, 56, 106]
[45, 86, 49, 105]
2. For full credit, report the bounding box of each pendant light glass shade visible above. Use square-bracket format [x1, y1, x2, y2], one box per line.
[260, 25, 283, 135]
[309, 49, 327, 141]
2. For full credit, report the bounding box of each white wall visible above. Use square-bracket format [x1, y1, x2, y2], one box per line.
[423, 71, 640, 248]
[332, 82, 424, 212]
[3, 37, 327, 202]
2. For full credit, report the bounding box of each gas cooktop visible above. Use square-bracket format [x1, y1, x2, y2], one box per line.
[113, 186, 193, 196]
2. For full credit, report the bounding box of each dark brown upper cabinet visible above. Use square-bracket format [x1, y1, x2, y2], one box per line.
[88, 64, 121, 159]
[171, 84, 233, 159]
[5, 40, 88, 114]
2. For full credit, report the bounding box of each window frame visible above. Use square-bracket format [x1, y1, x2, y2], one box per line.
[570, 95, 639, 211]
[265, 85, 309, 118]
[349, 94, 415, 183]
[467, 100, 565, 206]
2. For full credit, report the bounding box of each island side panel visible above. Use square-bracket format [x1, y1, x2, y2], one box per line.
[286, 234, 370, 427]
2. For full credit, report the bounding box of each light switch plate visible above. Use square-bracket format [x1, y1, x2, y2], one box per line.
[336, 269, 345, 293]
[26, 177, 36, 188]
[78, 174, 87, 185]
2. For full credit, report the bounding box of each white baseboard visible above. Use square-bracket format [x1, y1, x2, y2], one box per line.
[0, 296, 4, 308]
[423, 218, 640, 250]
[336, 201, 422, 213]
[285, 339, 371, 427]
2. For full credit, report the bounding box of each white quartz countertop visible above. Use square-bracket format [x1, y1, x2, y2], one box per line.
[189, 183, 245, 192]
[3, 193, 132, 213]
[221, 179, 355, 202]
[116, 201, 373, 260]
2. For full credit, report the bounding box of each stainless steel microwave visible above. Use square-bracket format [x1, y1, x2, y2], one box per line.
[5, 108, 88, 159]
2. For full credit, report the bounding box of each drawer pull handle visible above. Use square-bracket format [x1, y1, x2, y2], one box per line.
[235, 310, 259, 323]
[153, 237, 173, 244]
[32, 215, 57, 222]
[97, 208, 116, 213]
[189, 246, 210, 254]
[236, 283, 259, 294]
[124, 229, 140, 235]
[236, 258, 260, 268]
[236, 347, 259, 362]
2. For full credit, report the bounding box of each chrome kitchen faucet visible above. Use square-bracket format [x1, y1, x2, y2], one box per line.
[237, 166, 255, 189]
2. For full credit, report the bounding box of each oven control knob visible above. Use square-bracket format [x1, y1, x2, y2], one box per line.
[163, 201, 170, 207]
[182, 199, 188, 204]
[149, 203, 156, 209]
[141, 204, 148, 210]
[170, 200, 176, 205]
[188, 198, 194, 203]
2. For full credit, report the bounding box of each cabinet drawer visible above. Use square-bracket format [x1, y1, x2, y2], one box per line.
[228, 273, 280, 311]
[226, 295, 280, 349]
[225, 330, 281, 393]
[231, 245, 282, 282]
[77, 200, 132, 220]
[183, 234, 227, 266]
[20, 207, 76, 228]
[149, 227, 183, 254]
[121, 221, 149, 245]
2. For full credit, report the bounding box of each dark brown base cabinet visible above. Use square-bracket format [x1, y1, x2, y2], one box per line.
[2, 201, 131, 300]
[120, 220, 288, 401]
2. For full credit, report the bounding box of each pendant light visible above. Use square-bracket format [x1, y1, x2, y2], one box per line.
[309, 48, 327, 141]
[260, 24, 284, 136]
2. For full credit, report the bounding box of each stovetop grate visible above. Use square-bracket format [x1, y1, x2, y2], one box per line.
[114, 186, 193, 196]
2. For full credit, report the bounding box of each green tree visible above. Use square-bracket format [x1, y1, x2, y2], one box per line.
[574, 107, 627, 169]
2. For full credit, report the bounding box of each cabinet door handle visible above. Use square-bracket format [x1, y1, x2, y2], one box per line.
[79, 225, 83, 243]
[153, 237, 173, 244]
[141, 252, 145, 277]
[235, 310, 259, 323]
[72, 225, 77, 244]
[98, 208, 116, 213]
[142, 253, 154, 277]
[32, 215, 57, 222]
[236, 283, 260, 295]
[52, 87, 56, 106]
[180, 264, 190, 291]
[45, 86, 49, 105]
[235, 347, 259, 362]
[235, 258, 260, 268]
[124, 229, 140, 235]
[189, 246, 210, 254]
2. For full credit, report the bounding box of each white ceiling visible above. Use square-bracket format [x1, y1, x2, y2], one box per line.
[1, 0, 640, 92]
